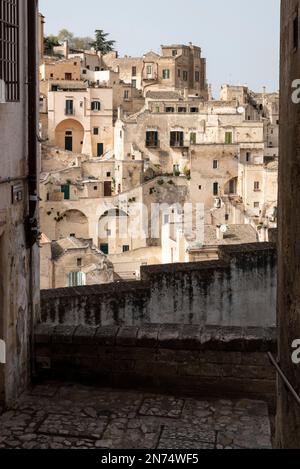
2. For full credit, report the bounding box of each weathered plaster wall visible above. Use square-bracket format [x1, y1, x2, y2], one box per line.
[277, 0, 300, 448]
[41, 243, 276, 328]
[0, 0, 40, 406]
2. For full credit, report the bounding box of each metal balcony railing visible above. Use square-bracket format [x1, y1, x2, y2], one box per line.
[65, 108, 75, 116]
[145, 140, 160, 149]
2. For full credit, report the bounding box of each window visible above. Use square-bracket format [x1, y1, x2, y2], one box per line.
[100, 243, 109, 255]
[213, 182, 219, 196]
[146, 65, 152, 75]
[131, 79, 137, 88]
[170, 131, 184, 147]
[195, 71, 200, 82]
[94, 186, 98, 191]
[254, 202, 260, 209]
[124, 90, 129, 99]
[77, 258, 82, 267]
[294, 14, 299, 50]
[225, 132, 233, 144]
[106, 172, 111, 177]
[0, 0, 20, 101]
[164, 214, 169, 224]
[254, 181, 260, 191]
[198, 185, 202, 190]
[225, 214, 229, 222]
[93, 127, 99, 135]
[67, 272, 85, 287]
[82, 69, 87, 74]
[190, 132, 197, 144]
[95, 66, 100, 71]
[165, 106, 175, 113]
[172, 49, 177, 57]
[162, 69, 170, 79]
[65, 73, 72, 80]
[246, 152, 251, 162]
[173, 164, 180, 176]
[213, 160, 219, 169]
[183, 71, 188, 81]
[50, 73, 54, 78]
[123, 245, 130, 253]
[178, 69, 181, 77]
[120, 130, 122, 138]
[146, 131, 159, 147]
[190, 107, 199, 113]
[132, 66, 137, 76]
[178, 107, 187, 113]
[65, 99, 74, 115]
[91, 101, 101, 111]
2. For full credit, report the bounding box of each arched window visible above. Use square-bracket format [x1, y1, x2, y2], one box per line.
[91, 101, 101, 111]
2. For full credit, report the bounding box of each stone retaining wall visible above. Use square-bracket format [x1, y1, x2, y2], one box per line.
[35, 324, 277, 405]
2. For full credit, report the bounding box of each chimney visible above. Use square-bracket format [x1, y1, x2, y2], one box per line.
[63, 40, 69, 59]
[216, 225, 224, 241]
[117, 106, 123, 120]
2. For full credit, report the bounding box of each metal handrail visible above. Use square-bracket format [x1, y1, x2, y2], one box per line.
[267, 352, 300, 408]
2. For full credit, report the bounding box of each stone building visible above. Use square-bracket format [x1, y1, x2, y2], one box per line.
[47, 85, 114, 157]
[103, 43, 208, 97]
[0, 0, 40, 406]
[40, 235, 115, 289]
[115, 87, 279, 233]
[162, 222, 258, 263]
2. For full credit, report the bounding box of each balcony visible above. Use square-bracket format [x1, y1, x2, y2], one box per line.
[170, 141, 187, 148]
[145, 140, 160, 149]
[65, 108, 75, 116]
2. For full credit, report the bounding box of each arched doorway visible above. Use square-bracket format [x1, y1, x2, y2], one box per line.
[55, 119, 84, 154]
[98, 209, 130, 255]
[55, 209, 89, 240]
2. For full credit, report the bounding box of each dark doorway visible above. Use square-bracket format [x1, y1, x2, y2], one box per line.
[104, 181, 112, 197]
[97, 143, 104, 157]
[100, 243, 109, 255]
[61, 184, 70, 200]
[65, 132, 73, 151]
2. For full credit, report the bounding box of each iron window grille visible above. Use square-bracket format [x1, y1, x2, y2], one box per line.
[0, 0, 20, 102]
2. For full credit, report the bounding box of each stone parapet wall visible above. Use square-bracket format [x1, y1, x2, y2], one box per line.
[35, 324, 277, 405]
[41, 243, 277, 327]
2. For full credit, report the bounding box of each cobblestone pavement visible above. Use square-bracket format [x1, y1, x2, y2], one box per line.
[0, 382, 272, 449]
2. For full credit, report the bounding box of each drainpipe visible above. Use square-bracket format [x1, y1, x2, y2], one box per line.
[26, 0, 39, 379]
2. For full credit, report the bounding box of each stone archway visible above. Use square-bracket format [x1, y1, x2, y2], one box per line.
[55, 209, 89, 240]
[98, 209, 130, 255]
[54, 119, 84, 154]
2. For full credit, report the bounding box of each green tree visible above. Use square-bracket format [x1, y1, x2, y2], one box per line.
[90, 29, 115, 54]
[57, 29, 74, 43]
[44, 35, 60, 53]
[72, 36, 94, 50]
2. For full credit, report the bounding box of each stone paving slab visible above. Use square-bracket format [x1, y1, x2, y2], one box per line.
[0, 382, 272, 449]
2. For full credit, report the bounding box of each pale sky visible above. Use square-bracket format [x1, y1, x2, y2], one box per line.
[39, 0, 280, 97]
